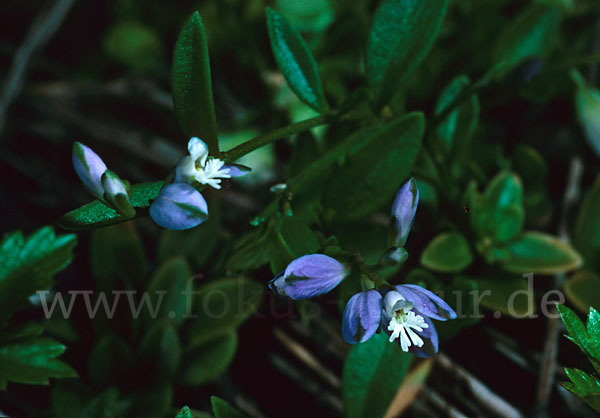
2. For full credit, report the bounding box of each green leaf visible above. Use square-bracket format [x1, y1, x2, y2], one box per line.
[0, 337, 76, 388]
[0, 227, 76, 320]
[266, 7, 328, 113]
[366, 0, 450, 107]
[476, 275, 535, 317]
[269, 215, 319, 273]
[179, 331, 237, 386]
[176, 406, 194, 418]
[187, 278, 263, 345]
[493, 3, 562, 70]
[103, 21, 164, 72]
[90, 223, 148, 287]
[565, 271, 600, 314]
[87, 334, 134, 388]
[172, 12, 219, 152]
[573, 70, 600, 158]
[211, 396, 246, 418]
[158, 216, 219, 269]
[421, 232, 473, 273]
[145, 257, 192, 326]
[52, 383, 129, 418]
[139, 320, 181, 379]
[563, 368, 600, 412]
[573, 175, 600, 271]
[472, 171, 524, 244]
[343, 332, 411, 418]
[434, 75, 480, 159]
[226, 226, 272, 272]
[57, 181, 163, 231]
[322, 112, 424, 220]
[501, 232, 582, 274]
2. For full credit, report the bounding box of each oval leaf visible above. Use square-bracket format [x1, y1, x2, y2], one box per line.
[366, 0, 450, 107]
[421, 232, 473, 273]
[172, 12, 219, 152]
[144, 257, 192, 326]
[266, 7, 328, 112]
[501, 232, 583, 274]
[476, 276, 535, 317]
[322, 112, 424, 220]
[343, 332, 411, 418]
[565, 271, 600, 314]
[179, 331, 237, 386]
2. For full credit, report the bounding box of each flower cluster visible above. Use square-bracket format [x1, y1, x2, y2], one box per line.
[72, 138, 249, 230]
[269, 178, 457, 357]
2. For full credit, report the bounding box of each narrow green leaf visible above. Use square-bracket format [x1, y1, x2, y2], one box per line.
[367, 0, 450, 107]
[322, 112, 424, 220]
[172, 12, 219, 152]
[179, 331, 237, 386]
[573, 174, 600, 270]
[565, 271, 600, 314]
[0, 337, 76, 388]
[501, 232, 583, 274]
[211, 396, 246, 418]
[421, 232, 473, 273]
[266, 7, 328, 112]
[187, 278, 263, 344]
[343, 332, 411, 418]
[573, 70, 600, 158]
[145, 257, 192, 326]
[0, 227, 76, 320]
[57, 181, 163, 231]
[493, 3, 562, 70]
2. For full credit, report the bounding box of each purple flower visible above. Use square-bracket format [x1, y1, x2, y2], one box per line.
[72, 142, 135, 217]
[341, 284, 456, 357]
[390, 178, 419, 247]
[342, 290, 382, 344]
[269, 254, 349, 300]
[149, 183, 208, 230]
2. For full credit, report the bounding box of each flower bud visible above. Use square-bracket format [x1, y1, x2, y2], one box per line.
[72, 142, 107, 200]
[389, 178, 419, 247]
[101, 170, 135, 218]
[269, 254, 349, 300]
[342, 290, 382, 344]
[149, 183, 208, 230]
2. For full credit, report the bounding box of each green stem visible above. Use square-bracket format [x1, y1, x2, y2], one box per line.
[222, 113, 333, 162]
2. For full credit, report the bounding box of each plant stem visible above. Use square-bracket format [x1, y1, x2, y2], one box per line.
[222, 113, 333, 162]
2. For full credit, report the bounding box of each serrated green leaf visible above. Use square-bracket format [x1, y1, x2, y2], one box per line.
[0, 227, 76, 320]
[493, 3, 562, 70]
[565, 271, 600, 314]
[563, 368, 600, 412]
[176, 406, 194, 418]
[145, 257, 192, 326]
[343, 332, 411, 418]
[57, 181, 163, 231]
[322, 112, 424, 220]
[501, 232, 582, 274]
[266, 7, 328, 112]
[179, 331, 237, 386]
[211, 396, 246, 418]
[421, 232, 473, 273]
[187, 278, 263, 345]
[573, 175, 600, 271]
[0, 337, 76, 388]
[367, 0, 449, 108]
[172, 12, 218, 152]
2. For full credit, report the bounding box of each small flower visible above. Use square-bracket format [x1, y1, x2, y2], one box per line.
[149, 183, 208, 230]
[269, 254, 349, 300]
[72, 142, 134, 217]
[341, 284, 456, 357]
[390, 178, 419, 247]
[175, 137, 249, 189]
[342, 290, 382, 344]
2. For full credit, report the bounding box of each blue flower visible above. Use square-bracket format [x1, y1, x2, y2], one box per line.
[72, 142, 135, 217]
[269, 254, 349, 300]
[390, 178, 419, 247]
[149, 137, 250, 230]
[342, 284, 456, 357]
